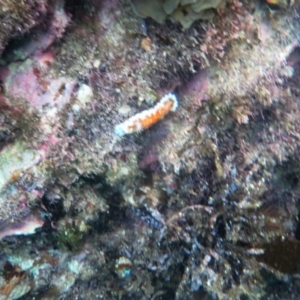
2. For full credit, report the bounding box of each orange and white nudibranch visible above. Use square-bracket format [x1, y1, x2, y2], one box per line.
[114, 93, 178, 136]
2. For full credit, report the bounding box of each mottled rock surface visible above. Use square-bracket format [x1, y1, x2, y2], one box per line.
[0, 0, 300, 299]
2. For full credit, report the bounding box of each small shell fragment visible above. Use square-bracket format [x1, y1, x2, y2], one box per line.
[141, 37, 152, 52]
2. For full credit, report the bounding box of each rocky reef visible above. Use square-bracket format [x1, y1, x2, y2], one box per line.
[0, 0, 300, 299]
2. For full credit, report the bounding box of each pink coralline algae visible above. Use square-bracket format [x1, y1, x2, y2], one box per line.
[2, 62, 76, 110]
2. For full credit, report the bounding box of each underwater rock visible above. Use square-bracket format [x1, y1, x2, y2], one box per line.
[0, 0, 69, 59]
[0, 213, 44, 241]
[0, 0, 299, 298]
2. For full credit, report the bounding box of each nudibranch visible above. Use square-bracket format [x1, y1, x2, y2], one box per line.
[114, 93, 178, 136]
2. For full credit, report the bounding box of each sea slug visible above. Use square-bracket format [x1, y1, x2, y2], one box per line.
[114, 93, 178, 136]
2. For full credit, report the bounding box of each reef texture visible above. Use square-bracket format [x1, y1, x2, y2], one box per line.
[0, 0, 69, 58]
[0, 0, 300, 299]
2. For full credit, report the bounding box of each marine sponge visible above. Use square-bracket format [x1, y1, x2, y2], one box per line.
[130, 0, 226, 29]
